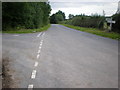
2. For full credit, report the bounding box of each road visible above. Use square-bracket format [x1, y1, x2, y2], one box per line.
[2, 24, 118, 88]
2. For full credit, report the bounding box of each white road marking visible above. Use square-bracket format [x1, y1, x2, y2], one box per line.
[42, 32, 45, 36]
[40, 41, 43, 44]
[37, 50, 41, 54]
[37, 32, 41, 37]
[40, 43, 42, 47]
[37, 54, 40, 59]
[13, 35, 19, 36]
[28, 84, 33, 88]
[28, 33, 45, 88]
[34, 61, 38, 67]
[41, 39, 43, 42]
[39, 46, 42, 49]
[40, 40, 43, 44]
[31, 70, 37, 79]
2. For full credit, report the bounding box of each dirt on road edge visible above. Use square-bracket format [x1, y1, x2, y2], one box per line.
[2, 58, 13, 88]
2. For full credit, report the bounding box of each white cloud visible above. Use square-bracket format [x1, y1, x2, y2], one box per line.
[49, 0, 119, 2]
[50, 2, 119, 18]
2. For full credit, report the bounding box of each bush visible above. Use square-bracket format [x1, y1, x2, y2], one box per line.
[2, 2, 51, 30]
[64, 15, 105, 29]
[112, 14, 120, 33]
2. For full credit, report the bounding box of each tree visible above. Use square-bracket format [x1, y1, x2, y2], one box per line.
[68, 14, 74, 19]
[55, 14, 64, 23]
[63, 13, 105, 29]
[112, 13, 120, 33]
[50, 10, 65, 24]
[56, 10, 65, 20]
[2, 2, 51, 30]
[50, 14, 57, 24]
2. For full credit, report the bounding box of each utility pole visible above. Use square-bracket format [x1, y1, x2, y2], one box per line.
[103, 10, 105, 16]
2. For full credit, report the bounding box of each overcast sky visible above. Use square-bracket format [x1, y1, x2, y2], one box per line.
[49, 0, 119, 19]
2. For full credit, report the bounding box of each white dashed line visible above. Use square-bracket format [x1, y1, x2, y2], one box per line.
[37, 50, 41, 54]
[31, 70, 37, 79]
[28, 33, 45, 88]
[40, 40, 43, 44]
[28, 84, 33, 88]
[40, 43, 42, 47]
[13, 35, 19, 36]
[42, 32, 45, 36]
[37, 54, 40, 59]
[34, 61, 38, 67]
[37, 32, 41, 37]
[39, 46, 42, 49]
[41, 39, 43, 42]
[40, 42, 43, 45]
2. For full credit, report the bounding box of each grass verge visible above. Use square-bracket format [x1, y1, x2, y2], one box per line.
[61, 24, 120, 40]
[2, 24, 50, 34]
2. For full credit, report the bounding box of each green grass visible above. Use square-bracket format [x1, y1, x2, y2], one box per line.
[61, 24, 120, 40]
[2, 24, 51, 34]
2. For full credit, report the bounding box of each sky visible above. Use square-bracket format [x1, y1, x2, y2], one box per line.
[49, 0, 120, 19]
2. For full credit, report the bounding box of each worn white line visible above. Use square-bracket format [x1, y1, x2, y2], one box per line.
[39, 46, 42, 49]
[40, 42, 42, 45]
[42, 32, 45, 36]
[28, 84, 33, 88]
[31, 70, 37, 79]
[13, 35, 19, 36]
[40, 43, 42, 47]
[37, 32, 41, 37]
[28, 33, 45, 89]
[37, 50, 41, 54]
[41, 39, 43, 42]
[34, 61, 38, 67]
[41, 41, 43, 43]
[40, 41, 43, 45]
[37, 54, 40, 59]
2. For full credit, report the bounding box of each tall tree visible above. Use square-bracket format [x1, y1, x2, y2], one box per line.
[68, 14, 74, 19]
[56, 10, 66, 20]
[2, 2, 51, 30]
[50, 10, 65, 24]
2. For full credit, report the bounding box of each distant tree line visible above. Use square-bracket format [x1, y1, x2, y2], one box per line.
[2, 2, 51, 30]
[50, 10, 120, 33]
[50, 10, 65, 24]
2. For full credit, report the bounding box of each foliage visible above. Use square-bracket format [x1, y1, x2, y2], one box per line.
[63, 14, 105, 29]
[50, 10, 65, 24]
[2, 2, 51, 30]
[112, 13, 120, 33]
[61, 24, 120, 40]
[2, 24, 50, 34]
[68, 14, 74, 19]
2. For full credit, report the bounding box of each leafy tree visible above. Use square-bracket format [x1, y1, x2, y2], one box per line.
[68, 14, 74, 19]
[50, 14, 57, 24]
[112, 13, 120, 33]
[2, 2, 51, 30]
[50, 10, 65, 24]
[63, 13, 105, 29]
[55, 14, 64, 23]
[56, 10, 65, 20]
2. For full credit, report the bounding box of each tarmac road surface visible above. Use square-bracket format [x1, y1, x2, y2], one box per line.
[2, 24, 118, 88]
